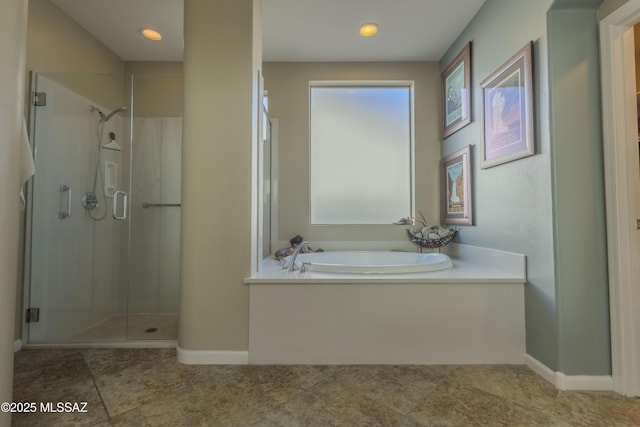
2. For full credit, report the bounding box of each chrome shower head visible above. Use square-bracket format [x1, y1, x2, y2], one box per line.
[101, 106, 128, 122]
[90, 105, 127, 122]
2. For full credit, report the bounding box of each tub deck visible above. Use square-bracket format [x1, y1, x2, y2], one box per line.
[245, 258, 522, 284]
[245, 244, 526, 365]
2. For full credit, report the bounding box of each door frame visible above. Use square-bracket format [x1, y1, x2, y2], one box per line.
[600, 0, 640, 396]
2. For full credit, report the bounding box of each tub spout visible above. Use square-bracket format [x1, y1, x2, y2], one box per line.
[288, 241, 310, 271]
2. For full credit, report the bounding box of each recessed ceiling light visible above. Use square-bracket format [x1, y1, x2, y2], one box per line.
[139, 28, 162, 41]
[359, 23, 379, 37]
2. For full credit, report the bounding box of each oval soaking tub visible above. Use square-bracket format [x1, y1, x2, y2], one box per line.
[294, 251, 453, 274]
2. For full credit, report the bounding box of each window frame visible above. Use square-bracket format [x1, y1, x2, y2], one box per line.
[308, 80, 416, 225]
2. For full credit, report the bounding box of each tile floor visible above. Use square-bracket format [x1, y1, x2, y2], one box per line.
[11, 348, 640, 426]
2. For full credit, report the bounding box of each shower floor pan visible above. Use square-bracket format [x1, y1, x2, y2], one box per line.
[70, 313, 178, 341]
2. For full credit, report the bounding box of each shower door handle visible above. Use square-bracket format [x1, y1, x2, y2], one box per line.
[112, 190, 128, 220]
[59, 184, 71, 219]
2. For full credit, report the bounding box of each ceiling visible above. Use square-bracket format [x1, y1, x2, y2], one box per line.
[50, 0, 485, 62]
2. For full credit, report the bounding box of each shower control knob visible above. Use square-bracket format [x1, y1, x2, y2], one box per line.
[81, 192, 99, 211]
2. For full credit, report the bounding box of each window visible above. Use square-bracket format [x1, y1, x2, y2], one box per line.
[309, 83, 413, 224]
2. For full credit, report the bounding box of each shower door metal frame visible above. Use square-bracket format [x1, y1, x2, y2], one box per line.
[21, 71, 38, 347]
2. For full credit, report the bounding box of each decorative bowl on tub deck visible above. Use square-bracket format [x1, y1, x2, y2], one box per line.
[407, 211, 457, 251]
[407, 227, 457, 251]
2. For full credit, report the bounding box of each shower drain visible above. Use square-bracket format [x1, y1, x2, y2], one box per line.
[145, 327, 158, 333]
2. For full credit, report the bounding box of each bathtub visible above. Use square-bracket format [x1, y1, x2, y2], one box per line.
[294, 251, 452, 274]
[246, 244, 526, 365]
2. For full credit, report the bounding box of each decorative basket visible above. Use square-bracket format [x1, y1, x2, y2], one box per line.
[407, 228, 457, 251]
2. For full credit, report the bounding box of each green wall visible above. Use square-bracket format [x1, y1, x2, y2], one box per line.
[547, 5, 610, 375]
[440, 0, 610, 375]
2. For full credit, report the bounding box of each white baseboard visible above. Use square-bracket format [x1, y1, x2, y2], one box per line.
[525, 354, 613, 391]
[555, 372, 614, 391]
[177, 346, 248, 365]
[14, 340, 22, 353]
[525, 353, 557, 384]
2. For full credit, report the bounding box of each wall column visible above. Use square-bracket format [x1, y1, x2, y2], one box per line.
[179, 0, 260, 361]
[0, 0, 28, 425]
[547, 4, 610, 376]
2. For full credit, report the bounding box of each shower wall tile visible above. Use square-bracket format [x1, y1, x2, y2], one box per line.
[130, 117, 181, 316]
[158, 207, 181, 313]
[130, 117, 162, 314]
[161, 118, 182, 203]
[159, 117, 182, 313]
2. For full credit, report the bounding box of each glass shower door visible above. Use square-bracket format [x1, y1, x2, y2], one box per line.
[26, 72, 182, 344]
[27, 73, 129, 343]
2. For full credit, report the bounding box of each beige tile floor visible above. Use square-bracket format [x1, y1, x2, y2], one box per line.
[11, 348, 640, 426]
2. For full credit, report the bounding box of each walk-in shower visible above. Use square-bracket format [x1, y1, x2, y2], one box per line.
[24, 72, 182, 345]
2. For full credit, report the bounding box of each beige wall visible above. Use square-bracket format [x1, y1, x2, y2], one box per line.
[635, 25, 640, 92]
[262, 62, 441, 244]
[27, 0, 123, 74]
[124, 62, 183, 117]
[179, 0, 258, 352]
[27, 0, 124, 108]
[1, 0, 28, 424]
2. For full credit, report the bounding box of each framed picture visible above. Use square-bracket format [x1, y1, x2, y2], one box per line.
[442, 145, 472, 226]
[481, 42, 535, 169]
[442, 42, 472, 139]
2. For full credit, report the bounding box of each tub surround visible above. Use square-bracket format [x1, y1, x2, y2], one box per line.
[246, 243, 526, 365]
